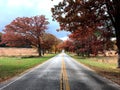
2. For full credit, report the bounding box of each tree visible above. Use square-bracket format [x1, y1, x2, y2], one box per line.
[57, 40, 74, 53]
[0, 32, 5, 47]
[2, 15, 49, 56]
[51, 0, 120, 68]
[41, 33, 61, 54]
[69, 27, 114, 56]
[57, 42, 65, 52]
[0, 32, 2, 46]
[107, 0, 120, 68]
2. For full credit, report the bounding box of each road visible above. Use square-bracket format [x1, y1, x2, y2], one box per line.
[0, 53, 120, 90]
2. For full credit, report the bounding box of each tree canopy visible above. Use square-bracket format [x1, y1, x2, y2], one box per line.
[51, 0, 120, 67]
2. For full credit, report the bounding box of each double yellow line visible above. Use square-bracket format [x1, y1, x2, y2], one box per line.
[60, 54, 70, 90]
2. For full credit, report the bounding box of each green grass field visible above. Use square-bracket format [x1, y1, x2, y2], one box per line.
[0, 54, 57, 82]
[69, 54, 120, 85]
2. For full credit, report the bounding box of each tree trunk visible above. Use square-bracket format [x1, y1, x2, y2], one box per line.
[55, 48, 57, 54]
[117, 53, 120, 68]
[38, 44, 42, 57]
[115, 25, 120, 68]
[42, 48, 45, 56]
[114, 0, 120, 68]
[107, 0, 120, 68]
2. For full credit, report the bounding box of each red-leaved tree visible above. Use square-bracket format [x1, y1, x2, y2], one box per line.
[41, 33, 61, 54]
[2, 15, 49, 56]
[51, 0, 120, 67]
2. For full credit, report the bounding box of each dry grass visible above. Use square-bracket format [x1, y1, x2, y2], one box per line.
[90, 56, 117, 65]
[69, 53, 120, 85]
[0, 48, 38, 57]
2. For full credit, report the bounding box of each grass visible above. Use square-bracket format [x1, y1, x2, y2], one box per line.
[0, 54, 57, 82]
[69, 53, 120, 85]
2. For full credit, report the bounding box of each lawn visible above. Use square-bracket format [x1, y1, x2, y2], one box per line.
[69, 54, 120, 85]
[0, 54, 57, 82]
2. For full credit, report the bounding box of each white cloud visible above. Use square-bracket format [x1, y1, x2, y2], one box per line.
[6, 0, 62, 10]
[7, 0, 36, 7]
[111, 37, 116, 41]
[60, 36, 69, 41]
[37, 1, 53, 10]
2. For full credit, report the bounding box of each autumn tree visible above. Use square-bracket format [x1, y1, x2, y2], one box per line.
[0, 32, 5, 47]
[51, 0, 120, 67]
[0, 32, 2, 46]
[106, 0, 120, 68]
[2, 15, 49, 56]
[69, 27, 114, 57]
[41, 33, 61, 54]
[57, 42, 64, 52]
[57, 40, 74, 53]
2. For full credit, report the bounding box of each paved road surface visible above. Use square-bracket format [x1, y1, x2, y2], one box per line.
[0, 53, 120, 90]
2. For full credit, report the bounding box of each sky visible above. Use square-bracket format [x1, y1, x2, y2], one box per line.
[0, 0, 70, 40]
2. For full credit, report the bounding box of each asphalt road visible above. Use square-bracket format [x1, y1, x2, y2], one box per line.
[0, 53, 120, 90]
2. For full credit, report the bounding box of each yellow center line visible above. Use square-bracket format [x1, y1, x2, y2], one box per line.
[60, 54, 70, 90]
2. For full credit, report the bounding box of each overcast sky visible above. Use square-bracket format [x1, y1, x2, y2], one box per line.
[0, 0, 70, 40]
